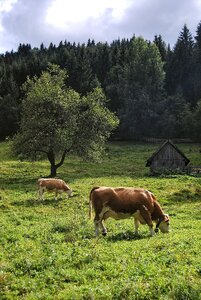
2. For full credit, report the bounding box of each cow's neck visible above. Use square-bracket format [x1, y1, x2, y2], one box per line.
[152, 201, 165, 221]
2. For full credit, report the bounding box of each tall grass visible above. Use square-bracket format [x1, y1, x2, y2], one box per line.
[0, 141, 201, 299]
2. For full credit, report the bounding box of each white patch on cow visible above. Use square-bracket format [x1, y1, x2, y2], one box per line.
[159, 221, 170, 233]
[103, 209, 133, 220]
[67, 189, 72, 197]
[133, 210, 146, 224]
[99, 208, 155, 236]
[99, 206, 111, 219]
[134, 218, 140, 235]
[142, 204, 148, 211]
[158, 214, 170, 233]
[102, 208, 147, 223]
[142, 191, 149, 198]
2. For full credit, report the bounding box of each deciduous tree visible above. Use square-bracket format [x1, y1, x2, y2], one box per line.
[13, 64, 118, 176]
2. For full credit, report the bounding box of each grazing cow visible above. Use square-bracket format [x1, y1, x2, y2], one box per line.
[38, 178, 72, 200]
[89, 187, 170, 237]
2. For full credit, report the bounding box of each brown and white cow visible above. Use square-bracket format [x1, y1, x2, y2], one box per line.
[38, 178, 72, 200]
[89, 187, 170, 237]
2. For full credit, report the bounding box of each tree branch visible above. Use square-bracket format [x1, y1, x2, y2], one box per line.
[55, 147, 72, 169]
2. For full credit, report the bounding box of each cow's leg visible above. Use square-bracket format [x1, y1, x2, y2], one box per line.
[94, 211, 103, 237]
[94, 217, 100, 237]
[100, 219, 107, 236]
[55, 190, 58, 200]
[39, 187, 44, 200]
[42, 188, 45, 200]
[101, 211, 112, 236]
[139, 205, 155, 236]
[94, 215, 107, 237]
[38, 188, 42, 200]
[93, 201, 105, 237]
[134, 218, 140, 236]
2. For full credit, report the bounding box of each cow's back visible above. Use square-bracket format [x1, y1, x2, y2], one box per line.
[38, 178, 65, 190]
[90, 187, 155, 215]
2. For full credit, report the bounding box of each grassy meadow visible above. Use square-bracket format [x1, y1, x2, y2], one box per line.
[0, 141, 201, 300]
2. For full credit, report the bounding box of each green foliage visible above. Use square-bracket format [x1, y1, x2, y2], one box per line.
[0, 94, 19, 140]
[13, 64, 118, 176]
[73, 88, 119, 161]
[13, 64, 79, 158]
[153, 34, 168, 62]
[166, 24, 195, 105]
[158, 93, 191, 138]
[0, 141, 201, 299]
[190, 100, 201, 141]
[117, 37, 165, 138]
[1, 22, 201, 140]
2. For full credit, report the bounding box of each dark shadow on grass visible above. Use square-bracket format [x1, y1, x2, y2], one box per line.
[0, 177, 37, 186]
[0, 177, 38, 193]
[106, 230, 148, 242]
[12, 194, 76, 207]
[12, 197, 63, 207]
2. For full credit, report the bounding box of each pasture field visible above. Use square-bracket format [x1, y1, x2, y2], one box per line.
[0, 141, 201, 300]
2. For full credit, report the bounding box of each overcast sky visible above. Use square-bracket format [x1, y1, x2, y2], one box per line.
[0, 0, 201, 54]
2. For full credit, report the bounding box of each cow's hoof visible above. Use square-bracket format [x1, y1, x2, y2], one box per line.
[102, 232, 107, 236]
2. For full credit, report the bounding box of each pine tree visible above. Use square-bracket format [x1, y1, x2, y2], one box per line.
[153, 35, 167, 62]
[193, 21, 201, 104]
[167, 24, 195, 105]
[117, 37, 165, 139]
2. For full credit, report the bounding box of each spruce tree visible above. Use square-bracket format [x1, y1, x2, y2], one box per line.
[167, 24, 195, 105]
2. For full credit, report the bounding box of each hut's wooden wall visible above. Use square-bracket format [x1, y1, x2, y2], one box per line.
[151, 144, 186, 171]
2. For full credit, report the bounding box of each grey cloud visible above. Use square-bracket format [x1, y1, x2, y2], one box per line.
[0, 0, 201, 53]
[110, 0, 201, 47]
[1, 0, 53, 50]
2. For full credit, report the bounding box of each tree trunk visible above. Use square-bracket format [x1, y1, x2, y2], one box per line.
[47, 149, 57, 177]
[50, 163, 57, 177]
[47, 148, 71, 177]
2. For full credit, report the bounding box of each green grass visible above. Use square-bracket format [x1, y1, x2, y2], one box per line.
[0, 141, 201, 299]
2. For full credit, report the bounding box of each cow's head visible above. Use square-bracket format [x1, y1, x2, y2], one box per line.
[156, 214, 170, 233]
[67, 189, 73, 198]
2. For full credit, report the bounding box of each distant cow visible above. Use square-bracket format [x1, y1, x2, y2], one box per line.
[89, 187, 170, 237]
[38, 178, 72, 200]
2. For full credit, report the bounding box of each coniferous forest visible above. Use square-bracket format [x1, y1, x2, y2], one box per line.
[0, 23, 201, 141]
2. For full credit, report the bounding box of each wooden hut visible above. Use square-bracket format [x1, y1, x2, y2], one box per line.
[146, 140, 190, 174]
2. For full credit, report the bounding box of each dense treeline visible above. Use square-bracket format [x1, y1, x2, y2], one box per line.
[0, 23, 201, 141]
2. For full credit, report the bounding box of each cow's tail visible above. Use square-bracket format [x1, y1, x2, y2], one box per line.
[89, 187, 99, 219]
